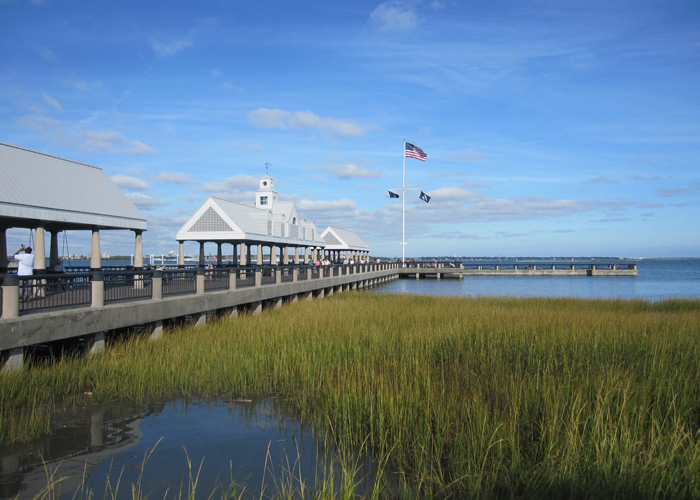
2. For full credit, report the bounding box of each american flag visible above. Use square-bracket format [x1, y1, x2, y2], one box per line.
[405, 142, 427, 161]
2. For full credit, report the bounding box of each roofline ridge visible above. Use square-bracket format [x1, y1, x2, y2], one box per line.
[0, 142, 104, 171]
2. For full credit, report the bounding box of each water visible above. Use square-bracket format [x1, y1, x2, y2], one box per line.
[1, 398, 372, 500]
[373, 259, 700, 301]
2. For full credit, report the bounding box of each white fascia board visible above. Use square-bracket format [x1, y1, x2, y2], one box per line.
[0, 202, 147, 230]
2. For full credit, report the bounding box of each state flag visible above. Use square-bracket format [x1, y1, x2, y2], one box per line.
[419, 191, 431, 203]
[388, 191, 400, 198]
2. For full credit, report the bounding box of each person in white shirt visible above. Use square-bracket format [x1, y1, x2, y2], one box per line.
[13, 245, 35, 301]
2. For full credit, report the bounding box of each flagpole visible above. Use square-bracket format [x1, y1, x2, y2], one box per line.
[402, 139, 406, 266]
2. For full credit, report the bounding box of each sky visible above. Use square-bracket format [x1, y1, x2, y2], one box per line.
[1, 0, 699, 259]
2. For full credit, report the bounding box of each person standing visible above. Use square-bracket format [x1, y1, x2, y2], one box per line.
[13, 245, 35, 301]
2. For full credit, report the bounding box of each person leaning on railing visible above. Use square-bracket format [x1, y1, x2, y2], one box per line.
[12, 244, 34, 302]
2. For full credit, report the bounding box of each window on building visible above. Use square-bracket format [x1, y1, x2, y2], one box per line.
[260, 196, 268, 205]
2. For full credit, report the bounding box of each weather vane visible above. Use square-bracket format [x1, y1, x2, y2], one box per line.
[265, 162, 271, 175]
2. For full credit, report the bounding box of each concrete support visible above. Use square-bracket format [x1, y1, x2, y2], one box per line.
[292, 268, 298, 282]
[273, 297, 283, 309]
[294, 247, 299, 264]
[271, 245, 277, 265]
[150, 320, 164, 340]
[326, 287, 333, 297]
[304, 247, 310, 264]
[240, 242, 247, 266]
[91, 229, 101, 270]
[255, 268, 262, 287]
[1, 274, 19, 319]
[195, 313, 207, 327]
[196, 268, 205, 294]
[283, 246, 289, 265]
[312, 248, 318, 262]
[257, 244, 263, 265]
[2, 347, 24, 372]
[90, 410, 105, 447]
[305, 290, 314, 300]
[152, 271, 163, 300]
[318, 288, 325, 299]
[85, 332, 105, 355]
[251, 301, 262, 315]
[134, 230, 144, 269]
[178, 241, 185, 266]
[199, 241, 206, 267]
[290, 294, 298, 303]
[275, 268, 281, 284]
[0, 227, 7, 273]
[33, 226, 46, 273]
[228, 269, 237, 290]
[49, 230, 59, 267]
[91, 272, 104, 308]
[229, 305, 238, 318]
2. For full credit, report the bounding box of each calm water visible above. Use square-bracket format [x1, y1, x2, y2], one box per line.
[373, 259, 700, 301]
[1, 398, 373, 500]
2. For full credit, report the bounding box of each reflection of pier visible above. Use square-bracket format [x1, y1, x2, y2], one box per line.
[0, 400, 161, 499]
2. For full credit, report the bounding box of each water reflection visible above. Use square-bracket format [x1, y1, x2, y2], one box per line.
[0, 398, 378, 500]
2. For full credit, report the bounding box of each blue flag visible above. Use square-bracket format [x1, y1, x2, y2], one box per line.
[388, 191, 399, 198]
[419, 191, 431, 203]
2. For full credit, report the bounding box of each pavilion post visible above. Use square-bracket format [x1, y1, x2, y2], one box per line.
[257, 244, 263, 265]
[239, 242, 247, 266]
[247, 243, 252, 266]
[178, 241, 185, 266]
[34, 226, 46, 272]
[283, 246, 289, 265]
[198, 241, 205, 267]
[294, 247, 299, 265]
[216, 242, 223, 267]
[134, 230, 144, 269]
[90, 229, 101, 270]
[232, 243, 237, 266]
[271, 245, 277, 265]
[0, 227, 7, 273]
[49, 230, 59, 267]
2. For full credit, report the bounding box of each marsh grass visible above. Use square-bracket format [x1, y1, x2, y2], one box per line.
[2, 294, 700, 498]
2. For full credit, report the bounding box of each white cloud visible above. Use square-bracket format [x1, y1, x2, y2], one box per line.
[152, 39, 192, 56]
[155, 172, 196, 184]
[370, 2, 418, 32]
[200, 175, 260, 200]
[247, 108, 366, 138]
[324, 163, 382, 179]
[125, 193, 169, 210]
[297, 199, 358, 212]
[111, 175, 151, 191]
[42, 93, 62, 112]
[16, 114, 157, 155]
[446, 149, 489, 161]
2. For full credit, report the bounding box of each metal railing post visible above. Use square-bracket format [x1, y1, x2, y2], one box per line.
[1, 274, 19, 319]
[91, 272, 104, 308]
[152, 270, 163, 300]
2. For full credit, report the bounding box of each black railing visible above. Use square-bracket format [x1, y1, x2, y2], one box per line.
[297, 267, 308, 281]
[280, 267, 294, 283]
[162, 270, 197, 297]
[236, 268, 256, 288]
[204, 269, 229, 292]
[104, 271, 152, 304]
[261, 267, 276, 285]
[310, 267, 320, 280]
[18, 273, 91, 313]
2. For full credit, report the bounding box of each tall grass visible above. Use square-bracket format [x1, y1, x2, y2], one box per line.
[2, 294, 700, 498]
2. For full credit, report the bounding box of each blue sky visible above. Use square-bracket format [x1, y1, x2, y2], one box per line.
[1, 0, 698, 258]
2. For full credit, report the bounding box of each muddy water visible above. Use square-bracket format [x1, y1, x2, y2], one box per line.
[0, 398, 376, 499]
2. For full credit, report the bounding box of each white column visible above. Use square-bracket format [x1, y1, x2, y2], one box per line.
[240, 242, 247, 265]
[294, 247, 300, 265]
[134, 230, 144, 268]
[90, 229, 101, 269]
[283, 246, 289, 265]
[271, 245, 277, 265]
[178, 241, 185, 266]
[257, 244, 263, 265]
[34, 226, 46, 272]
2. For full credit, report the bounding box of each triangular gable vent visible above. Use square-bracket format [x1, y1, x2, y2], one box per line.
[325, 232, 342, 245]
[188, 207, 233, 232]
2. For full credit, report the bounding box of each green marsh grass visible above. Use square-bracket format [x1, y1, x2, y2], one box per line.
[2, 294, 700, 498]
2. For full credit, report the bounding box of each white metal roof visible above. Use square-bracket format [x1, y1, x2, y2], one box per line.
[320, 226, 370, 251]
[176, 196, 325, 246]
[0, 142, 147, 230]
